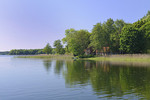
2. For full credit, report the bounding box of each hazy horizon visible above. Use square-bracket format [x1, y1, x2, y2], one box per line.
[0, 0, 150, 51]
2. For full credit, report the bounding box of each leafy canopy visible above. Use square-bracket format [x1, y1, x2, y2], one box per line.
[43, 43, 52, 54]
[53, 40, 65, 54]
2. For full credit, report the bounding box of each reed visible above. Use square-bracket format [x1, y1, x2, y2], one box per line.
[85, 54, 150, 62]
[16, 54, 73, 59]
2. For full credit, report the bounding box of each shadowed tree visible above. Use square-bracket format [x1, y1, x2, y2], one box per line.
[120, 25, 145, 53]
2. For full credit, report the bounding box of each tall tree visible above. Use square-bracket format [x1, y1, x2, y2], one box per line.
[90, 18, 115, 53]
[67, 30, 90, 56]
[110, 19, 126, 53]
[140, 21, 150, 52]
[53, 40, 65, 54]
[43, 43, 52, 54]
[90, 23, 104, 50]
[103, 18, 115, 49]
[120, 25, 145, 54]
[62, 28, 76, 53]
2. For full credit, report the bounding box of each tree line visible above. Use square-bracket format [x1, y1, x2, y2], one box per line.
[61, 11, 150, 56]
[9, 40, 65, 55]
[9, 49, 44, 55]
[9, 11, 150, 56]
[0, 51, 9, 55]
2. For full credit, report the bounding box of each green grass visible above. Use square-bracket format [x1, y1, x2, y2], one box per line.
[16, 54, 73, 59]
[84, 55, 150, 62]
[16, 54, 150, 63]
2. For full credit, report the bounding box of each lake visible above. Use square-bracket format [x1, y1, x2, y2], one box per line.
[0, 55, 150, 100]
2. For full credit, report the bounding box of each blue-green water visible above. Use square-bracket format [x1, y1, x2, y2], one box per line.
[0, 56, 150, 100]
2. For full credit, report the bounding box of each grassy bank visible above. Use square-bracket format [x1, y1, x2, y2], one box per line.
[16, 54, 73, 59]
[85, 54, 150, 62]
[16, 54, 150, 62]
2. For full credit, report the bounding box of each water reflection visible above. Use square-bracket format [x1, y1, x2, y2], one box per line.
[43, 60, 150, 99]
[54, 60, 64, 75]
[64, 60, 90, 87]
[43, 60, 52, 72]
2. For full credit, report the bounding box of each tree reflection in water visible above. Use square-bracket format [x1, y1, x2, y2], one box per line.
[43, 60, 52, 72]
[63, 60, 150, 99]
[54, 60, 65, 75]
[43, 59, 150, 99]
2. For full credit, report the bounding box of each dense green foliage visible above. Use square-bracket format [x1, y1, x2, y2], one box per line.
[9, 49, 44, 55]
[43, 43, 52, 54]
[63, 29, 90, 56]
[90, 19, 126, 53]
[62, 28, 77, 53]
[89, 23, 104, 50]
[120, 25, 145, 53]
[62, 11, 150, 55]
[140, 20, 150, 52]
[53, 40, 65, 54]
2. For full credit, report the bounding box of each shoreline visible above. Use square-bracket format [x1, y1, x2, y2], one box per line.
[15, 54, 150, 62]
[16, 54, 74, 59]
[84, 54, 150, 62]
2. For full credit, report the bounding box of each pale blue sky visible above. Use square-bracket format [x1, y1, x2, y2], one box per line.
[0, 0, 150, 51]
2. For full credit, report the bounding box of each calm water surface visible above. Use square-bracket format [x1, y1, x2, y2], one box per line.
[0, 55, 150, 100]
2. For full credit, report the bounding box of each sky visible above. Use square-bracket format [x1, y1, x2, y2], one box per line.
[0, 0, 150, 51]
